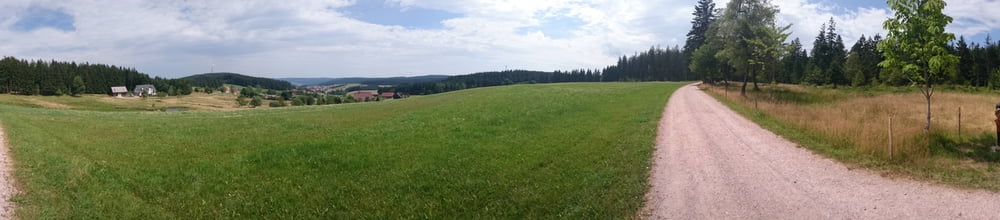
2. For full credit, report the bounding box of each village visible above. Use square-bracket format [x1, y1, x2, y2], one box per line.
[99, 82, 407, 111]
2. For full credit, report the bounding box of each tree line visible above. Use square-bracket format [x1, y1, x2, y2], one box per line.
[387, 47, 698, 95]
[181, 72, 294, 90]
[388, 70, 601, 95]
[685, 0, 965, 147]
[687, 0, 1000, 92]
[954, 36, 1000, 88]
[601, 46, 694, 82]
[0, 56, 193, 96]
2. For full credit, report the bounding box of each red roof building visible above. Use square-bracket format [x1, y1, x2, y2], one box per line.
[380, 92, 396, 99]
[351, 91, 377, 101]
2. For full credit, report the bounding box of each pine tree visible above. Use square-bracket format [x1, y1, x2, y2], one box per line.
[806, 23, 829, 85]
[684, 0, 717, 60]
[780, 38, 808, 84]
[71, 75, 86, 96]
[845, 35, 867, 86]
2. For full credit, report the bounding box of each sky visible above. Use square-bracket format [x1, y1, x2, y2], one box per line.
[1, 0, 999, 78]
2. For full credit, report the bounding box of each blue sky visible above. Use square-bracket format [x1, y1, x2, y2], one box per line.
[11, 6, 75, 32]
[1, 0, 998, 78]
[340, 0, 460, 29]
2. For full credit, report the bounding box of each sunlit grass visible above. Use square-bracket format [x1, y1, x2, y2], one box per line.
[0, 82, 682, 219]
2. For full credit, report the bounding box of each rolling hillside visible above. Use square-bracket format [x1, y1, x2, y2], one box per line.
[316, 75, 449, 86]
[278, 77, 335, 86]
[182, 72, 294, 90]
[0, 82, 682, 219]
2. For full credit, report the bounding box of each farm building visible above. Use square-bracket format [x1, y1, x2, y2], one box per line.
[380, 92, 402, 99]
[110, 86, 128, 97]
[351, 91, 377, 101]
[134, 84, 157, 97]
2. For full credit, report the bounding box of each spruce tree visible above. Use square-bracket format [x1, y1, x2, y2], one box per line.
[71, 76, 86, 96]
[684, 0, 716, 59]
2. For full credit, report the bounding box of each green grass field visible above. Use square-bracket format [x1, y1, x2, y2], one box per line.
[0, 82, 682, 219]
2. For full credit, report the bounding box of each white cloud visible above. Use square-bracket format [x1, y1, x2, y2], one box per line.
[763, 0, 890, 50]
[945, 0, 1000, 37]
[0, 0, 996, 78]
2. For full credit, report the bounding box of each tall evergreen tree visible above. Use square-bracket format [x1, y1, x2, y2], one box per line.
[982, 35, 1000, 88]
[829, 33, 847, 87]
[804, 23, 828, 85]
[843, 35, 884, 86]
[804, 18, 846, 86]
[71, 75, 86, 96]
[954, 36, 975, 85]
[684, 0, 716, 59]
[780, 38, 808, 84]
[691, 21, 723, 84]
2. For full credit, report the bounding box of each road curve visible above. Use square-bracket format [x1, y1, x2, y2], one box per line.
[642, 84, 1000, 219]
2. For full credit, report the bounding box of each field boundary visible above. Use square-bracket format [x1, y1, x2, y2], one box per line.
[0, 122, 15, 219]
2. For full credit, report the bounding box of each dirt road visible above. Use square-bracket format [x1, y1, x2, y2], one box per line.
[643, 84, 1000, 219]
[0, 123, 12, 219]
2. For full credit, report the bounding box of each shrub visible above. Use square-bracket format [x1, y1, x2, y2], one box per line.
[269, 100, 286, 107]
[236, 96, 249, 106]
[250, 96, 263, 107]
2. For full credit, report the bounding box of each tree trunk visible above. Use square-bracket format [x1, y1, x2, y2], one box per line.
[752, 68, 759, 91]
[741, 71, 749, 97]
[924, 76, 933, 150]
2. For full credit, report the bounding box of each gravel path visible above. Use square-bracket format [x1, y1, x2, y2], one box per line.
[0, 123, 13, 219]
[643, 84, 1000, 219]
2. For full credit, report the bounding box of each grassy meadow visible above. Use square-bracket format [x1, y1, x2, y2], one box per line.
[0, 82, 681, 219]
[702, 84, 1000, 190]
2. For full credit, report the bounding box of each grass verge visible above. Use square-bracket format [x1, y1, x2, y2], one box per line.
[0, 82, 682, 219]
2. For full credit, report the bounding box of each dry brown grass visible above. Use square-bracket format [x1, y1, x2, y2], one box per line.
[24, 98, 72, 109]
[0, 93, 263, 111]
[704, 84, 1000, 157]
[95, 93, 248, 111]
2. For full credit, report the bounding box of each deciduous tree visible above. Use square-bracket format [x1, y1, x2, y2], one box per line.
[878, 0, 959, 145]
[714, 0, 785, 96]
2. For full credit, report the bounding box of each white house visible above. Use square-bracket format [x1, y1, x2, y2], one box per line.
[134, 84, 156, 97]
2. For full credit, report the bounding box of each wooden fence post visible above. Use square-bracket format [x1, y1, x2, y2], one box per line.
[889, 115, 894, 159]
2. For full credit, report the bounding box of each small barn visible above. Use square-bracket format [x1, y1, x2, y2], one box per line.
[134, 84, 157, 97]
[110, 86, 128, 97]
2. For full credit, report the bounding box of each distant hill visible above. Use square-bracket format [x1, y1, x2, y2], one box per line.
[181, 72, 294, 90]
[317, 75, 449, 86]
[279, 77, 336, 86]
